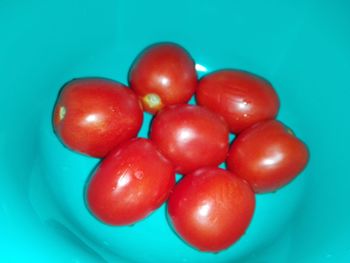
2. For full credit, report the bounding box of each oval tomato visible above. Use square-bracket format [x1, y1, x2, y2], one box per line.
[226, 120, 309, 193]
[53, 78, 143, 158]
[196, 70, 279, 134]
[87, 138, 175, 225]
[167, 167, 255, 252]
[150, 105, 229, 174]
[129, 43, 197, 114]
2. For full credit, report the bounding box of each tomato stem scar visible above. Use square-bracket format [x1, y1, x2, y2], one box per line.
[59, 106, 66, 121]
[286, 127, 294, 135]
[143, 93, 162, 109]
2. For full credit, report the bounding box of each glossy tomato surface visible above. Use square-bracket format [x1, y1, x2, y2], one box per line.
[129, 43, 197, 114]
[196, 70, 279, 134]
[150, 105, 229, 174]
[87, 138, 175, 225]
[167, 167, 255, 252]
[227, 120, 309, 193]
[53, 78, 143, 158]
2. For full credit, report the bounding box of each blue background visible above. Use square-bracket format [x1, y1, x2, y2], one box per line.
[1, 0, 350, 262]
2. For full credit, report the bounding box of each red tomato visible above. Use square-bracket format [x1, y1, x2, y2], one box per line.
[129, 43, 197, 114]
[53, 78, 143, 158]
[227, 120, 309, 193]
[167, 167, 255, 252]
[87, 138, 175, 225]
[150, 105, 229, 174]
[196, 70, 279, 134]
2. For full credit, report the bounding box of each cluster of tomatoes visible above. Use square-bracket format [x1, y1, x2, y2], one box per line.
[53, 43, 309, 252]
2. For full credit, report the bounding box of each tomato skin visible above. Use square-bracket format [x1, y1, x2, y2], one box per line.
[129, 43, 197, 114]
[53, 78, 143, 158]
[150, 104, 230, 174]
[87, 138, 175, 225]
[196, 70, 279, 134]
[167, 167, 255, 252]
[227, 120, 309, 193]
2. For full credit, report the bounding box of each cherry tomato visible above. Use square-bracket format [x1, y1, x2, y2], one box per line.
[150, 105, 229, 174]
[87, 138, 175, 225]
[129, 43, 197, 114]
[167, 167, 255, 252]
[196, 70, 280, 134]
[227, 120, 309, 193]
[53, 78, 143, 158]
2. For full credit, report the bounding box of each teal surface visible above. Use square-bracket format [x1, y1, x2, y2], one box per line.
[1, 0, 350, 262]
